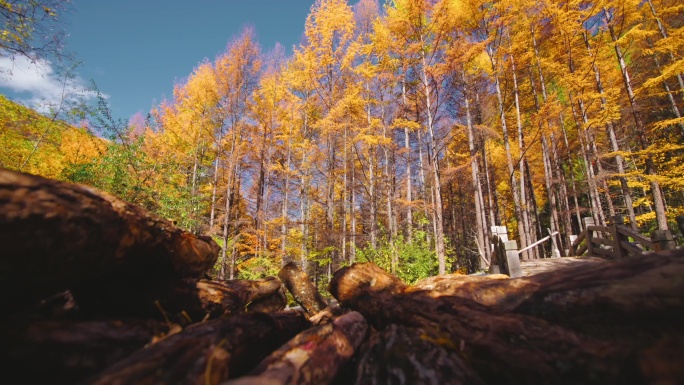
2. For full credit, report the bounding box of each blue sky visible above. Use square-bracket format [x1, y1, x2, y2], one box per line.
[0, 0, 314, 120]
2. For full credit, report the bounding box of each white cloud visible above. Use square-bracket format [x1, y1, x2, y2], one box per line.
[0, 54, 100, 113]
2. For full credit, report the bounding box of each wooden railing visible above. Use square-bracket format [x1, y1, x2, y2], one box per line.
[490, 231, 522, 278]
[570, 216, 676, 258]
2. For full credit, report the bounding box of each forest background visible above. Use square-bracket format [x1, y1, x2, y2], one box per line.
[2, 0, 683, 289]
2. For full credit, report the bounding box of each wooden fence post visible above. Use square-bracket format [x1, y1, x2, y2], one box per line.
[609, 215, 626, 259]
[502, 240, 522, 278]
[582, 217, 595, 256]
[651, 230, 675, 251]
[489, 226, 508, 274]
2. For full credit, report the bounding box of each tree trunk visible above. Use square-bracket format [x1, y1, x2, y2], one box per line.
[210, 156, 220, 232]
[463, 72, 489, 269]
[420, 43, 446, 274]
[569, 93, 606, 226]
[402, 77, 413, 239]
[558, 112, 584, 231]
[604, 9, 668, 231]
[489, 47, 529, 260]
[530, 30, 563, 245]
[583, 31, 639, 229]
[510, 52, 535, 259]
[281, 126, 292, 265]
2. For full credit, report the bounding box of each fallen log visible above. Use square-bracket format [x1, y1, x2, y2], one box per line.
[72, 277, 287, 321]
[0, 168, 220, 308]
[406, 250, 684, 338]
[86, 311, 310, 385]
[330, 262, 679, 384]
[226, 311, 368, 385]
[411, 273, 509, 292]
[278, 262, 328, 316]
[0, 318, 169, 385]
[245, 284, 288, 314]
[354, 324, 485, 385]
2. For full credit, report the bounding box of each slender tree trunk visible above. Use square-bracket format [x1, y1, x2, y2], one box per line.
[342, 123, 348, 265]
[300, 173, 308, 272]
[417, 130, 426, 210]
[281, 147, 290, 265]
[326, 132, 336, 263]
[300, 115, 310, 272]
[420, 44, 446, 274]
[583, 33, 638, 229]
[350, 154, 356, 264]
[475, 90, 497, 229]
[569, 93, 606, 226]
[220, 128, 239, 280]
[589, 134, 616, 218]
[189, 130, 202, 234]
[605, 9, 668, 230]
[510, 52, 535, 259]
[229, 173, 241, 280]
[209, 156, 220, 232]
[489, 47, 528, 260]
[528, 66, 560, 250]
[530, 29, 561, 233]
[382, 101, 398, 273]
[525, 160, 544, 256]
[558, 113, 584, 231]
[402, 77, 413, 240]
[463, 71, 489, 269]
[364, 82, 378, 250]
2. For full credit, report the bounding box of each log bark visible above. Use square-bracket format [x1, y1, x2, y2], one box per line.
[412, 273, 509, 292]
[407, 251, 684, 337]
[71, 277, 287, 322]
[86, 311, 310, 385]
[226, 311, 368, 385]
[354, 324, 485, 385]
[330, 261, 684, 384]
[278, 262, 328, 316]
[0, 168, 220, 308]
[0, 318, 170, 385]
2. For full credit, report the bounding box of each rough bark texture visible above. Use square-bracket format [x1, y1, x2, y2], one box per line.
[412, 273, 509, 292]
[278, 262, 328, 316]
[330, 257, 684, 385]
[226, 311, 368, 385]
[87, 311, 310, 385]
[406, 251, 684, 337]
[0, 168, 220, 308]
[354, 324, 485, 385]
[0, 318, 170, 385]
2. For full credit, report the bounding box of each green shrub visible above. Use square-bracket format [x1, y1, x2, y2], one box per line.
[356, 231, 441, 284]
